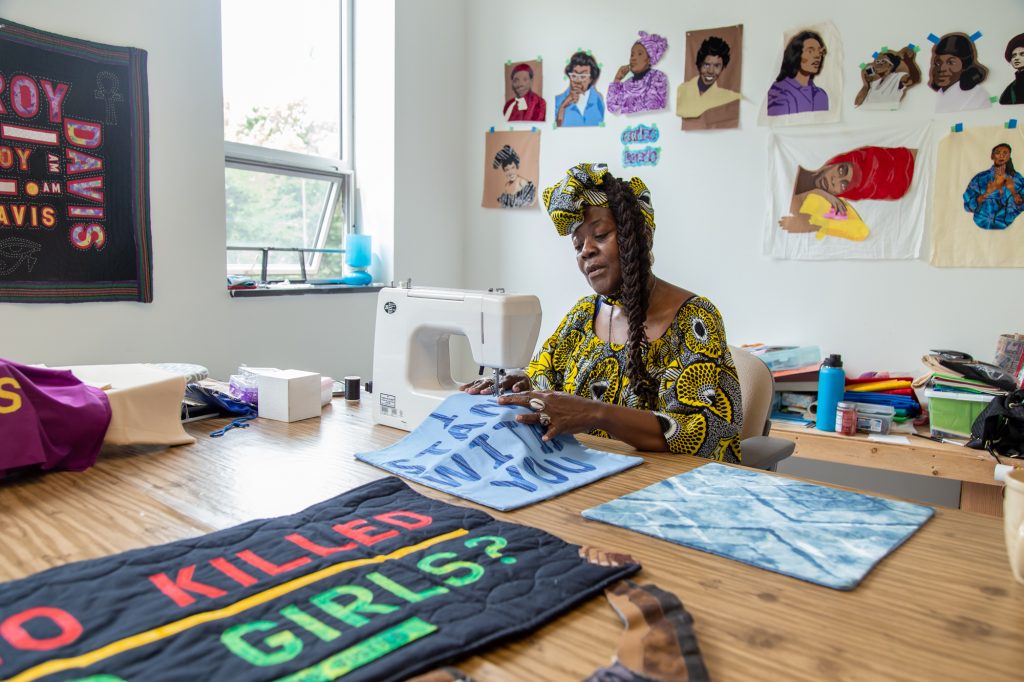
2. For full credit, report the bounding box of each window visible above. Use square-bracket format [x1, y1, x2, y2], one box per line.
[221, 0, 352, 281]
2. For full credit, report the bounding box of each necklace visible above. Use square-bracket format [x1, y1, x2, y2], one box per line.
[606, 278, 658, 345]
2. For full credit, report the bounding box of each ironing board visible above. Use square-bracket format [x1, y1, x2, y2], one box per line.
[62, 364, 195, 446]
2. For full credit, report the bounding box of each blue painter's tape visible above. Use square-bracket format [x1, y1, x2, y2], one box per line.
[872, 52, 879, 59]
[489, 126, 495, 133]
[909, 43, 918, 52]
[951, 122, 964, 133]
[1007, 119, 1018, 129]
[927, 33, 940, 44]
[969, 31, 982, 42]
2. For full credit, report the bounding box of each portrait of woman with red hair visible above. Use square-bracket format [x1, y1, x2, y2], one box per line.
[778, 145, 917, 241]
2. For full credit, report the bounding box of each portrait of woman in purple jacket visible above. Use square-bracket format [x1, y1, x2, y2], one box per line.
[767, 30, 830, 116]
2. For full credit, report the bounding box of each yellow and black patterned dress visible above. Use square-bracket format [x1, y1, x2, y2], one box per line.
[526, 294, 743, 462]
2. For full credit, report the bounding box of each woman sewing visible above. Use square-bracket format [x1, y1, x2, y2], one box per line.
[460, 163, 743, 462]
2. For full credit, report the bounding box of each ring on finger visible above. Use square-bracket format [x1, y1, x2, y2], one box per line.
[538, 412, 551, 426]
[529, 398, 546, 411]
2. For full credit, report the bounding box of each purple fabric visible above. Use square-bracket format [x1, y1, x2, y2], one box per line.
[635, 31, 668, 66]
[766, 77, 829, 116]
[607, 69, 669, 114]
[0, 359, 111, 477]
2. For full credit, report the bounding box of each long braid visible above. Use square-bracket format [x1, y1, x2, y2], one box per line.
[605, 176, 658, 409]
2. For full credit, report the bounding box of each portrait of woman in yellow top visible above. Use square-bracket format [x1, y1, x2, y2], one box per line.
[461, 163, 743, 462]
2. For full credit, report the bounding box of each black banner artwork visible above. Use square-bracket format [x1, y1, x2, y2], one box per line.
[0, 18, 151, 303]
[0, 477, 640, 681]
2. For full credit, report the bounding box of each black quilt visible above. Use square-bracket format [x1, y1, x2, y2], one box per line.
[0, 477, 639, 681]
[0, 18, 151, 303]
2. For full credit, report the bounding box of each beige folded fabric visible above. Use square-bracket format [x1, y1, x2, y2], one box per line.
[61, 364, 195, 446]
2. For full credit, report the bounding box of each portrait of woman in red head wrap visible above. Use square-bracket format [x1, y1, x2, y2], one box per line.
[778, 145, 917, 241]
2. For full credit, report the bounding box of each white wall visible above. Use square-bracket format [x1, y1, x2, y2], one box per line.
[457, 0, 1022, 505]
[392, 0, 466, 287]
[461, 0, 1024, 377]
[0, 0, 396, 382]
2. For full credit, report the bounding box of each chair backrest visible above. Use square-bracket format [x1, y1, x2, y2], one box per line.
[730, 345, 775, 440]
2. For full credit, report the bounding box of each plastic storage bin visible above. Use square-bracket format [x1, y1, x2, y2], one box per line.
[751, 345, 821, 371]
[925, 389, 995, 438]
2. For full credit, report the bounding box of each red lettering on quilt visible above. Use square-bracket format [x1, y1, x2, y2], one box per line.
[63, 118, 102, 149]
[0, 205, 56, 228]
[0, 72, 68, 121]
[236, 550, 312, 576]
[0, 606, 82, 651]
[40, 81, 69, 124]
[372, 511, 432, 530]
[209, 557, 259, 587]
[10, 75, 39, 119]
[333, 520, 399, 546]
[69, 223, 106, 250]
[148, 566, 228, 608]
[146, 512, 437, 608]
[285, 533, 357, 556]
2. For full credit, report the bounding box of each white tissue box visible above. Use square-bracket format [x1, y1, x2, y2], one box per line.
[256, 370, 322, 422]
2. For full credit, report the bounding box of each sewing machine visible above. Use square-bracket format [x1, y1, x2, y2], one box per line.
[371, 284, 542, 431]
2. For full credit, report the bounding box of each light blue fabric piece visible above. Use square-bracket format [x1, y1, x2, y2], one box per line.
[582, 463, 934, 590]
[356, 393, 641, 511]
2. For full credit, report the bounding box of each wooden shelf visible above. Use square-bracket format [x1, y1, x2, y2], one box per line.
[771, 420, 1021, 515]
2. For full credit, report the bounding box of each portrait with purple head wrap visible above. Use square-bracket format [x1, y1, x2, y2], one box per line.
[607, 30, 670, 115]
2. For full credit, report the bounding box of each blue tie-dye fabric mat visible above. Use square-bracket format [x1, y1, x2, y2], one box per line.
[582, 463, 934, 590]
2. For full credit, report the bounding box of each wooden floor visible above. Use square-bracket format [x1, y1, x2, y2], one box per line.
[1, 400, 1022, 681]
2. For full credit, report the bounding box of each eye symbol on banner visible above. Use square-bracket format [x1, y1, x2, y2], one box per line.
[384, 301, 397, 314]
[465, 535, 517, 564]
[94, 71, 124, 126]
[0, 237, 41, 275]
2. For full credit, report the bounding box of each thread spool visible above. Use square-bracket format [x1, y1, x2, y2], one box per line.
[344, 376, 361, 401]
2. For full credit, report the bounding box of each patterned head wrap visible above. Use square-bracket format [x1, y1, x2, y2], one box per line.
[635, 31, 669, 66]
[542, 163, 655, 236]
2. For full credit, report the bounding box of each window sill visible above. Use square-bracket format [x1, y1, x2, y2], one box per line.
[228, 283, 384, 298]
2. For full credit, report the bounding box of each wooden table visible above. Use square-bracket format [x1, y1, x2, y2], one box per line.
[772, 421, 1024, 517]
[1, 400, 1021, 681]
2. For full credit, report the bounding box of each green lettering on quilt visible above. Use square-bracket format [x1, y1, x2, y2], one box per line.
[221, 620, 303, 666]
[309, 585, 398, 628]
[416, 552, 486, 587]
[366, 572, 449, 603]
[271, 617, 437, 682]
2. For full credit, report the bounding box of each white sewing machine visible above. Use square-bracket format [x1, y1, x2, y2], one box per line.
[371, 284, 542, 431]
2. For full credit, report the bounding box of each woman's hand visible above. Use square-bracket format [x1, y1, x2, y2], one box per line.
[459, 371, 531, 395]
[779, 215, 816, 233]
[808, 189, 847, 216]
[496, 390, 604, 441]
[614, 65, 630, 82]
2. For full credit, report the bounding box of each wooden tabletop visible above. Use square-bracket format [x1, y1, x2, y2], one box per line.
[1, 400, 1021, 681]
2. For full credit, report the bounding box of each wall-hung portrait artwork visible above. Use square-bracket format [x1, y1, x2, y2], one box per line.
[676, 25, 743, 131]
[555, 51, 605, 127]
[928, 33, 991, 113]
[760, 22, 843, 126]
[503, 60, 546, 122]
[766, 126, 931, 260]
[481, 131, 540, 209]
[932, 126, 1024, 266]
[854, 45, 922, 110]
[999, 33, 1024, 105]
[606, 31, 669, 115]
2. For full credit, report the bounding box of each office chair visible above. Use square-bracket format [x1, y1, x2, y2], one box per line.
[730, 345, 796, 471]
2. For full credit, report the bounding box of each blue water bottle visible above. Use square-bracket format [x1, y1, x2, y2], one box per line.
[816, 353, 845, 432]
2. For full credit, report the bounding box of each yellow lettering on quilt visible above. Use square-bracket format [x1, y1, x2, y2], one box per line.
[0, 377, 23, 414]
